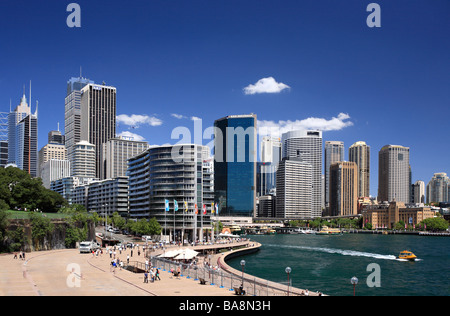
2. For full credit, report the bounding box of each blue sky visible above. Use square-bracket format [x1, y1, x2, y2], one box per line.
[1, 0, 449, 197]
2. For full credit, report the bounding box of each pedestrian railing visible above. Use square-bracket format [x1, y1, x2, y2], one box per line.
[149, 256, 300, 296]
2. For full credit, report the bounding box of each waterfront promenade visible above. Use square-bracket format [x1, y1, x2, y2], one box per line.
[0, 240, 321, 296]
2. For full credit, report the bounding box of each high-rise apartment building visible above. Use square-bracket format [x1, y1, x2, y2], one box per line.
[349, 141, 370, 198]
[324, 141, 344, 209]
[276, 157, 312, 219]
[329, 161, 358, 216]
[378, 145, 410, 203]
[214, 114, 257, 217]
[128, 144, 212, 242]
[426, 173, 449, 204]
[65, 77, 94, 163]
[101, 136, 149, 179]
[281, 130, 322, 217]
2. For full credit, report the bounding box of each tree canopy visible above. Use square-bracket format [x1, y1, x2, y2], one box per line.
[0, 167, 67, 213]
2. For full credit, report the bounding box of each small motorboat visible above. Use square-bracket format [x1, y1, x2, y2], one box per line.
[398, 250, 417, 261]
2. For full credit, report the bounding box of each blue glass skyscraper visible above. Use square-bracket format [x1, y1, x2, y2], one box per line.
[214, 114, 257, 217]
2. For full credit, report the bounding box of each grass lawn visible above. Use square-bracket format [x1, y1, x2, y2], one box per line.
[6, 210, 72, 220]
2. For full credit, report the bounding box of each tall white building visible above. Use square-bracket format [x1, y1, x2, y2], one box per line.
[281, 130, 322, 217]
[276, 158, 312, 219]
[40, 159, 71, 189]
[72, 141, 96, 178]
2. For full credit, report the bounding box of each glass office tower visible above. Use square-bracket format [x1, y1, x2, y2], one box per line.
[214, 114, 257, 217]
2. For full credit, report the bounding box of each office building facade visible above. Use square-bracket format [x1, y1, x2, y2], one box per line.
[411, 180, 425, 204]
[40, 159, 71, 189]
[101, 136, 149, 179]
[276, 157, 313, 219]
[65, 76, 94, 163]
[378, 145, 410, 203]
[426, 173, 449, 204]
[329, 161, 358, 216]
[324, 141, 344, 209]
[80, 83, 117, 178]
[349, 141, 370, 198]
[214, 114, 257, 217]
[281, 130, 322, 217]
[71, 141, 96, 178]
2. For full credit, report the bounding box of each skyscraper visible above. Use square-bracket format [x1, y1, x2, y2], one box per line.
[412, 180, 425, 204]
[80, 82, 117, 178]
[324, 141, 344, 209]
[214, 114, 257, 217]
[349, 141, 371, 198]
[276, 157, 312, 219]
[65, 76, 94, 164]
[378, 145, 410, 203]
[15, 112, 38, 177]
[8, 94, 31, 165]
[426, 173, 449, 204]
[281, 130, 322, 217]
[257, 136, 281, 196]
[329, 161, 358, 216]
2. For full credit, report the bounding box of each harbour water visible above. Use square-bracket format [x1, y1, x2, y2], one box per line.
[227, 233, 450, 296]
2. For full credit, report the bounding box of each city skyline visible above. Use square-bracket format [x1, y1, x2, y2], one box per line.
[1, 1, 449, 197]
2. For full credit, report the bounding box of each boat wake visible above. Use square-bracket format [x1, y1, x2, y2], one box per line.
[265, 244, 399, 261]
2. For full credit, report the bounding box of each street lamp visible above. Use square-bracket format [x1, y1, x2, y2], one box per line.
[351, 276, 358, 296]
[285, 267, 292, 296]
[240, 260, 246, 287]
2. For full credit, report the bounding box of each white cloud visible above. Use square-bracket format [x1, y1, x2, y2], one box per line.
[258, 113, 353, 137]
[117, 114, 162, 127]
[243, 77, 290, 95]
[116, 131, 146, 141]
[171, 113, 186, 119]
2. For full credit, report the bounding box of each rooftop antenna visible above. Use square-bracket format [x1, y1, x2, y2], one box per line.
[29, 80, 31, 109]
[80, 66, 82, 78]
[57, 122, 60, 132]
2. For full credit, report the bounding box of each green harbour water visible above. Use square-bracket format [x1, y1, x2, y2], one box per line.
[226, 233, 450, 296]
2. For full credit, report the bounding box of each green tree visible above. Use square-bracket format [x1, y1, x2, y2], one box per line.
[420, 217, 449, 231]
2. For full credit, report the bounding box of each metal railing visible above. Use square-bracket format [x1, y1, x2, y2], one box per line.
[148, 256, 301, 296]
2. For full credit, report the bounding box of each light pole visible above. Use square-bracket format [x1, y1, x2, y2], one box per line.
[285, 267, 292, 296]
[351, 276, 358, 296]
[240, 260, 246, 287]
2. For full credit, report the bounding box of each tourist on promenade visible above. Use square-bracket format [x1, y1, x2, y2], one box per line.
[144, 271, 148, 283]
[155, 268, 161, 281]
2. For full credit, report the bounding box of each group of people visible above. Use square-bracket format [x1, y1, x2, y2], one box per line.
[12, 251, 26, 260]
[143, 267, 161, 283]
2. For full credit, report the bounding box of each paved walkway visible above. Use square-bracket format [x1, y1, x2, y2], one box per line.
[0, 246, 237, 296]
